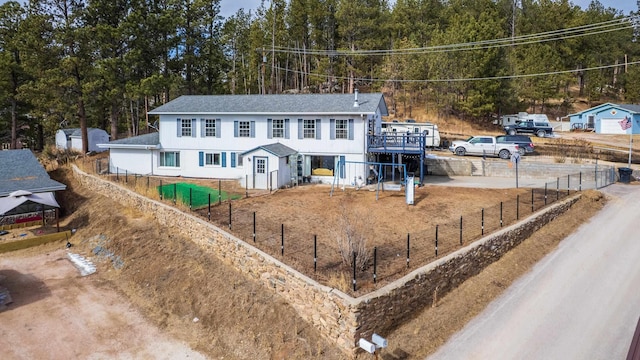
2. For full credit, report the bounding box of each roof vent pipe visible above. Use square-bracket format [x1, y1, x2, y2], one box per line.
[353, 89, 359, 107]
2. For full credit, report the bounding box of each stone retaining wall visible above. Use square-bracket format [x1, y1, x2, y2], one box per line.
[71, 165, 578, 357]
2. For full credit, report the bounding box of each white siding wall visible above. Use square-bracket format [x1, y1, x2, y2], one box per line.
[110, 148, 154, 175]
[157, 114, 372, 179]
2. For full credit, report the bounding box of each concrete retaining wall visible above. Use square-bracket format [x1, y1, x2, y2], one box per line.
[71, 165, 578, 357]
[426, 156, 613, 180]
[425, 157, 472, 176]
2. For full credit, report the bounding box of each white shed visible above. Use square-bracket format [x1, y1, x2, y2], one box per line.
[241, 143, 297, 190]
[55, 128, 110, 153]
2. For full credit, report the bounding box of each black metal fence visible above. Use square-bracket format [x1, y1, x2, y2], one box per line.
[79, 157, 617, 295]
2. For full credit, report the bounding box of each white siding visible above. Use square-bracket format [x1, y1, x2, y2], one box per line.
[156, 113, 371, 180]
[109, 149, 154, 175]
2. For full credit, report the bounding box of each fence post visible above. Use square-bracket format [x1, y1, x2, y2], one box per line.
[147, 176, 150, 189]
[435, 225, 439, 257]
[500, 201, 503, 227]
[173, 183, 177, 205]
[459, 216, 463, 245]
[218, 179, 222, 205]
[352, 251, 357, 292]
[314, 235, 317, 272]
[373, 247, 377, 284]
[246, 175, 249, 198]
[281, 224, 284, 256]
[116, 167, 119, 182]
[579, 172, 582, 191]
[159, 179, 163, 200]
[531, 188, 534, 213]
[125, 170, 128, 184]
[208, 194, 211, 221]
[556, 177, 560, 201]
[544, 183, 548, 206]
[406, 233, 410, 268]
[228, 202, 232, 229]
[189, 188, 192, 210]
[567, 175, 570, 195]
[481, 208, 484, 236]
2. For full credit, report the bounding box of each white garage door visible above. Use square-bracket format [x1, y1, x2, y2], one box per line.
[600, 119, 627, 134]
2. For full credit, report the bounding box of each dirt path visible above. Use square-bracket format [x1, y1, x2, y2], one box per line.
[0, 245, 207, 360]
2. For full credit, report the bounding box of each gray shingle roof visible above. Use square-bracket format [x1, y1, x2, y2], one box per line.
[241, 143, 297, 157]
[618, 104, 640, 113]
[0, 150, 67, 197]
[100, 132, 159, 148]
[148, 93, 388, 116]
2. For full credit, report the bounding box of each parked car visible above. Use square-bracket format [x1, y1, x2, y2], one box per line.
[503, 120, 553, 137]
[448, 136, 519, 159]
[496, 135, 534, 155]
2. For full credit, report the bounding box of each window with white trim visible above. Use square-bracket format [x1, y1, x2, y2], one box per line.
[205, 152, 221, 166]
[204, 119, 216, 137]
[180, 119, 192, 137]
[303, 119, 315, 139]
[238, 121, 250, 137]
[160, 151, 180, 167]
[335, 119, 348, 139]
[272, 119, 284, 138]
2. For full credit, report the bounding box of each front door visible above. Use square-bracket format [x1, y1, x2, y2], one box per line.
[254, 157, 268, 189]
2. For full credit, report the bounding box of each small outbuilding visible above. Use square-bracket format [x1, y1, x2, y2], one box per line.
[240, 143, 298, 190]
[55, 128, 110, 153]
[568, 103, 640, 134]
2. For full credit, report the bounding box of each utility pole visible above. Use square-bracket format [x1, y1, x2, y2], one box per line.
[261, 49, 266, 95]
[271, 0, 276, 94]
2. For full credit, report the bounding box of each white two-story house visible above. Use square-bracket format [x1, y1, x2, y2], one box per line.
[99, 92, 389, 190]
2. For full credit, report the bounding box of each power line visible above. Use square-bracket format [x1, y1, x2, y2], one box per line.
[262, 16, 634, 57]
[273, 60, 640, 83]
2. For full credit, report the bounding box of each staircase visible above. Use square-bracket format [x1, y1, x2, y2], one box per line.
[469, 158, 485, 176]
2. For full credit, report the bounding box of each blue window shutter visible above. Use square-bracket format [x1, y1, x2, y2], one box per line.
[200, 119, 205, 137]
[234, 121, 239, 137]
[199, 151, 204, 167]
[231, 152, 236, 168]
[216, 119, 221, 138]
[330, 119, 336, 140]
[177, 118, 182, 137]
[316, 119, 321, 139]
[339, 155, 345, 179]
[348, 119, 354, 140]
[267, 119, 273, 139]
[285, 119, 290, 139]
[222, 152, 227, 167]
[191, 119, 197, 137]
[298, 119, 303, 139]
[250, 121, 255, 138]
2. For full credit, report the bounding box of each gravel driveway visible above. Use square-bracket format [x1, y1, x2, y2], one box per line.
[428, 183, 640, 359]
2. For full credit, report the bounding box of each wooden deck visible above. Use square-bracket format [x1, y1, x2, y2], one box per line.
[367, 134, 425, 154]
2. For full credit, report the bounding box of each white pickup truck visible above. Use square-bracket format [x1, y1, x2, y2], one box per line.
[449, 136, 519, 159]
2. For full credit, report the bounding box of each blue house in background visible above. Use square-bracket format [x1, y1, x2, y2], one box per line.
[568, 103, 640, 134]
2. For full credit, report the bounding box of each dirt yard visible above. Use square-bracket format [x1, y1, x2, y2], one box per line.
[0, 166, 606, 359]
[199, 184, 564, 294]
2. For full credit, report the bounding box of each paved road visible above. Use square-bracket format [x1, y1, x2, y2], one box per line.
[427, 183, 640, 360]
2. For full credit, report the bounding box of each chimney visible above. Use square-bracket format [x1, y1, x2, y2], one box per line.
[353, 89, 359, 108]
